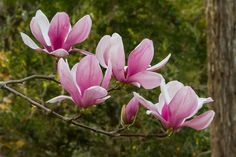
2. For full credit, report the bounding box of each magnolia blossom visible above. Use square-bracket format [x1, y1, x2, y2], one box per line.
[96, 33, 171, 89]
[134, 81, 215, 131]
[21, 10, 92, 57]
[121, 97, 139, 125]
[47, 55, 112, 107]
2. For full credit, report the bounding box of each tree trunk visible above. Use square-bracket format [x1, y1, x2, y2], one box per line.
[206, 0, 236, 156]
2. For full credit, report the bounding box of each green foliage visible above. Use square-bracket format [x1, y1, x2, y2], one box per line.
[0, 0, 210, 156]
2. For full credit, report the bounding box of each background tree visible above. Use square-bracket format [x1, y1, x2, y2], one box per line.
[207, 0, 236, 156]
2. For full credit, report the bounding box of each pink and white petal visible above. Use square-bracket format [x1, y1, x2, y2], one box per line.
[34, 10, 51, 46]
[76, 55, 103, 93]
[128, 71, 163, 89]
[64, 15, 92, 49]
[30, 17, 49, 48]
[47, 95, 73, 103]
[198, 97, 214, 109]
[168, 86, 198, 127]
[158, 80, 184, 108]
[109, 33, 126, 71]
[95, 95, 111, 104]
[101, 61, 112, 89]
[20, 32, 42, 50]
[182, 110, 215, 130]
[81, 86, 108, 107]
[133, 92, 158, 112]
[188, 97, 214, 119]
[50, 49, 69, 57]
[124, 97, 139, 123]
[131, 82, 141, 88]
[133, 93, 168, 124]
[70, 48, 94, 55]
[127, 39, 154, 76]
[48, 12, 70, 50]
[95, 35, 111, 68]
[57, 59, 81, 103]
[147, 54, 171, 71]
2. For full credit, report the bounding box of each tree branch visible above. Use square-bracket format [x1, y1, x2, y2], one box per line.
[0, 74, 59, 86]
[0, 75, 170, 138]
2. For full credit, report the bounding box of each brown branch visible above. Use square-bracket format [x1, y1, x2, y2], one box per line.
[0, 74, 59, 86]
[0, 75, 170, 138]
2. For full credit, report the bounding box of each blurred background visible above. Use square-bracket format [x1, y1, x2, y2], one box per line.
[0, 0, 210, 156]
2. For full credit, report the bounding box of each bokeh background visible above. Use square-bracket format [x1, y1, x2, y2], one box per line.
[0, 0, 210, 156]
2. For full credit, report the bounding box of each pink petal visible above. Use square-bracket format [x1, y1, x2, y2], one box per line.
[188, 97, 214, 119]
[95, 95, 111, 104]
[70, 48, 94, 55]
[133, 92, 168, 125]
[158, 80, 184, 112]
[101, 61, 112, 89]
[109, 33, 126, 81]
[50, 49, 69, 57]
[57, 59, 81, 104]
[81, 86, 108, 107]
[147, 54, 171, 71]
[133, 92, 158, 113]
[128, 71, 163, 89]
[95, 35, 111, 68]
[124, 97, 139, 124]
[47, 95, 73, 103]
[30, 10, 51, 48]
[168, 86, 198, 128]
[182, 110, 215, 130]
[64, 15, 92, 50]
[198, 97, 214, 109]
[127, 39, 154, 76]
[48, 12, 70, 50]
[20, 32, 42, 50]
[76, 55, 103, 93]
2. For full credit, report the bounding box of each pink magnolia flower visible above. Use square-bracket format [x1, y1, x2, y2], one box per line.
[96, 33, 171, 89]
[121, 97, 139, 125]
[47, 55, 112, 108]
[21, 10, 92, 57]
[134, 80, 215, 131]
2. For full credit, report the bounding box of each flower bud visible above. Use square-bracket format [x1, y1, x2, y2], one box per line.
[121, 97, 139, 125]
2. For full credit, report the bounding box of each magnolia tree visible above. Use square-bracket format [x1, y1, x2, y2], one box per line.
[0, 10, 215, 138]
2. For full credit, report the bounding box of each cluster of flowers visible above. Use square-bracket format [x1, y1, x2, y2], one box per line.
[21, 10, 215, 132]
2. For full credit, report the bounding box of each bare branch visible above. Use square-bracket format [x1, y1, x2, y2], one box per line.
[0, 75, 170, 138]
[0, 75, 59, 86]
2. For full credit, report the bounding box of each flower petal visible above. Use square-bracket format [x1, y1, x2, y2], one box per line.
[168, 86, 198, 128]
[76, 55, 103, 93]
[158, 80, 184, 112]
[64, 15, 92, 50]
[95, 95, 111, 104]
[95, 35, 111, 68]
[48, 12, 70, 50]
[133, 92, 168, 125]
[101, 61, 112, 89]
[47, 95, 73, 103]
[108, 33, 126, 81]
[182, 110, 215, 130]
[20, 32, 42, 50]
[128, 71, 163, 89]
[147, 54, 171, 71]
[57, 58, 81, 104]
[127, 39, 154, 76]
[81, 86, 108, 107]
[30, 10, 51, 48]
[50, 49, 69, 57]
[122, 97, 139, 124]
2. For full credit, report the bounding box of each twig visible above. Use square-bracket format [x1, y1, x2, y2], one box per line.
[0, 74, 59, 86]
[0, 75, 169, 138]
